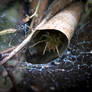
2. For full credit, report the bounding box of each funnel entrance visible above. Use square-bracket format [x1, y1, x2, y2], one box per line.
[27, 29, 68, 64]
[33, 29, 68, 55]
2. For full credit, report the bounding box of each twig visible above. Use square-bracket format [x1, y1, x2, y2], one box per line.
[0, 28, 17, 36]
[29, 0, 41, 30]
[0, 47, 15, 55]
[29, 0, 41, 19]
[3, 63, 18, 92]
[43, 0, 65, 20]
[0, 47, 18, 91]
[0, 47, 15, 61]
[24, 0, 41, 24]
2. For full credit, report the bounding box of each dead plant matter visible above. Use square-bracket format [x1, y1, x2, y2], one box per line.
[31, 31, 63, 56]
